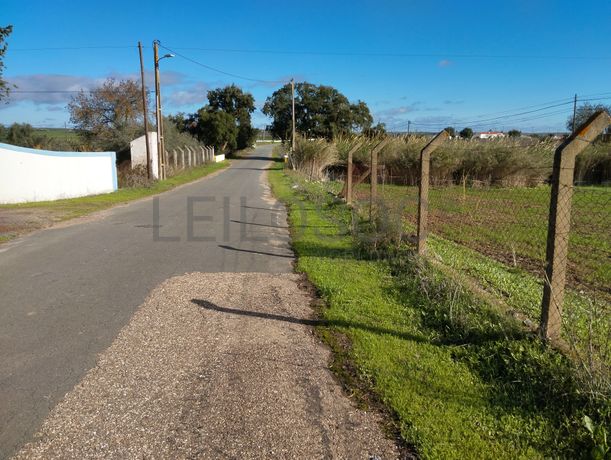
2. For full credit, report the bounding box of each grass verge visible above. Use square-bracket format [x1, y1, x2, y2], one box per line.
[0, 161, 230, 242]
[269, 165, 609, 459]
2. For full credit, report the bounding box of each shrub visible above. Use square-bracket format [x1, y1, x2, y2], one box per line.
[291, 136, 337, 180]
[117, 163, 154, 188]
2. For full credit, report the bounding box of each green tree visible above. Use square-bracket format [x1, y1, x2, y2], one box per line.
[459, 127, 474, 139]
[262, 82, 373, 140]
[176, 85, 258, 151]
[0, 25, 13, 102]
[444, 127, 456, 137]
[350, 100, 374, 133]
[168, 112, 191, 132]
[261, 84, 292, 140]
[207, 84, 255, 122]
[566, 102, 611, 132]
[190, 110, 238, 152]
[2, 123, 51, 148]
[68, 78, 147, 151]
[508, 129, 522, 138]
[207, 84, 257, 149]
[363, 122, 387, 138]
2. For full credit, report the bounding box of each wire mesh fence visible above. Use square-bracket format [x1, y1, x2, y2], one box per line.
[339, 116, 611, 375]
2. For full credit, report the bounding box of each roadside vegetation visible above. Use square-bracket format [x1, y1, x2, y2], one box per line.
[169, 84, 258, 153]
[269, 139, 610, 459]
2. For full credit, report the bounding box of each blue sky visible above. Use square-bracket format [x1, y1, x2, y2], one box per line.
[1, 0, 610, 132]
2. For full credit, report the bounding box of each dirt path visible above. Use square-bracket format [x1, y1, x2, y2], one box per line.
[0, 208, 63, 241]
[13, 273, 399, 459]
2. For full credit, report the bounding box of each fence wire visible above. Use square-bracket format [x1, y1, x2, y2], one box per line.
[346, 139, 610, 373]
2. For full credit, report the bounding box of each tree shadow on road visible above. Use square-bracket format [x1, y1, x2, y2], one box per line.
[191, 299, 427, 344]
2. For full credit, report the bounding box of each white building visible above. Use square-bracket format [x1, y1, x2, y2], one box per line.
[476, 131, 506, 140]
[130, 132, 159, 178]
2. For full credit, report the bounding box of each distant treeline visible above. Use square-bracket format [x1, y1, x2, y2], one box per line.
[0, 123, 83, 151]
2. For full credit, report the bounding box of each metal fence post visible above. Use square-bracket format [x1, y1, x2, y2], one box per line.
[417, 130, 449, 255]
[539, 110, 610, 340]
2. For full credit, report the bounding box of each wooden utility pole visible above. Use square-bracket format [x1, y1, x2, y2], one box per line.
[407, 120, 411, 136]
[571, 94, 578, 133]
[138, 42, 152, 179]
[539, 110, 610, 341]
[291, 78, 296, 154]
[153, 41, 163, 179]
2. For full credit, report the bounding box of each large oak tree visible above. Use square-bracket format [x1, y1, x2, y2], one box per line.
[177, 85, 257, 151]
[262, 82, 373, 140]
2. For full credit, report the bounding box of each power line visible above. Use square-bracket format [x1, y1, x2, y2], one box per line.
[158, 44, 288, 84]
[10, 46, 137, 51]
[388, 97, 577, 129]
[10, 90, 154, 94]
[389, 102, 572, 130]
[166, 46, 611, 61]
[387, 96, 611, 131]
[9, 45, 611, 60]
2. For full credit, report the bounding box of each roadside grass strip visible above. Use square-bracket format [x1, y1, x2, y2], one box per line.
[269, 165, 607, 460]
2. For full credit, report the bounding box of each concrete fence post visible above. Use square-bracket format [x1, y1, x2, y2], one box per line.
[177, 147, 184, 169]
[200, 146, 205, 164]
[172, 149, 177, 170]
[539, 110, 611, 340]
[417, 130, 450, 255]
[346, 142, 362, 205]
[369, 139, 389, 221]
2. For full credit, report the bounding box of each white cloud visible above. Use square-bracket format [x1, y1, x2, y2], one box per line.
[3, 71, 187, 109]
[165, 82, 209, 107]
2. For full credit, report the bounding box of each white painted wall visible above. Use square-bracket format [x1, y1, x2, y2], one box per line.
[0, 142, 117, 204]
[130, 132, 159, 179]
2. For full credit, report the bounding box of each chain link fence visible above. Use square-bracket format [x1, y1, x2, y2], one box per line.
[340, 113, 611, 376]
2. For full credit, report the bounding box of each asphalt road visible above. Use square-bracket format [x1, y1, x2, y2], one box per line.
[0, 144, 293, 459]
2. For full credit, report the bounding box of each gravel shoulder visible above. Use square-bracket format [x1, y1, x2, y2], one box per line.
[13, 272, 398, 459]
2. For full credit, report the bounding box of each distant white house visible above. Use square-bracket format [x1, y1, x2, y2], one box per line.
[476, 131, 506, 140]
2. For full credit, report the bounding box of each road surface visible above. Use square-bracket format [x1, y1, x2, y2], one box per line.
[0, 145, 290, 456]
[0, 145, 397, 459]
